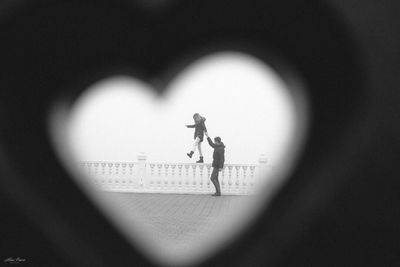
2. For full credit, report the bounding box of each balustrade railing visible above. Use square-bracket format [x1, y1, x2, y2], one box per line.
[78, 154, 273, 195]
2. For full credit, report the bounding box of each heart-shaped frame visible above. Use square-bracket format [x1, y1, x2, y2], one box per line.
[50, 48, 309, 266]
[0, 0, 378, 266]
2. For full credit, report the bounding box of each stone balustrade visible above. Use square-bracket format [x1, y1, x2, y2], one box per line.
[78, 154, 273, 195]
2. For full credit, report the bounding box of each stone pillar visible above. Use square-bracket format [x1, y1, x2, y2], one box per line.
[258, 153, 268, 187]
[259, 153, 268, 165]
[137, 152, 147, 191]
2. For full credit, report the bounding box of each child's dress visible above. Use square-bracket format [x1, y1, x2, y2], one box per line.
[187, 116, 207, 142]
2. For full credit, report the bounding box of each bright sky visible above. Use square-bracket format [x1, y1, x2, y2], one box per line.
[66, 52, 297, 165]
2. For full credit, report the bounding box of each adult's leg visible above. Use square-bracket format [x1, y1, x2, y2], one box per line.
[210, 167, 221, 195]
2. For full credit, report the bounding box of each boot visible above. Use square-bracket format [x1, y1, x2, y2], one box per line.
[196, 156, 204, 163]
[187, 151, 194, 158]
[212, 192, 221, 197]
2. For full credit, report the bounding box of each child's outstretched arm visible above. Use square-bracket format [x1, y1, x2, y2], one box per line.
[186, 124, 195, 128]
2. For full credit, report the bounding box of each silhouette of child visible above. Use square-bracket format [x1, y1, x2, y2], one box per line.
[186, 113, 208, 163]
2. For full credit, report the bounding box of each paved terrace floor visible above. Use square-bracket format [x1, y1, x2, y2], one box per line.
[101, 192, 256, 245]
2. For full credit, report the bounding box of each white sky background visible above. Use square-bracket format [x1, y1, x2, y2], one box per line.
[66, 52, 296, 165]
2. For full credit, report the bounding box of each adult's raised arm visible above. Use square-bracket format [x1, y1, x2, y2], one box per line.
[207, 137, 216, 148]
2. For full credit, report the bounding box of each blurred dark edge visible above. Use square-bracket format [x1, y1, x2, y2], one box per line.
[0, 0, 399, 266]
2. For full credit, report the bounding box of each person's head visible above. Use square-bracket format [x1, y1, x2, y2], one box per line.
[214, 136, 222, 144]
[193, 113, 201, 123]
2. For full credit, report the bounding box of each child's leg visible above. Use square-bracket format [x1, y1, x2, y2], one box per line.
[192, 137, 200, 153]
[198, 141, 203, 157]
[188, 137, 200, 158]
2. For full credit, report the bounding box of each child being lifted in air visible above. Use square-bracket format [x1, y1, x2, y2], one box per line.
[185, 113, 208, 163]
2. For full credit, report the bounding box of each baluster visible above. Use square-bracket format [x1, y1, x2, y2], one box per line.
[110, 163, 115, 189]
[105, 163, 112, 189]
[191, 164, 197, 192]
[85, 163, 92, 186]
[157, 164, 162, 190]
[120, 163, 126, 189]
[86, 162, 91, 174]
[184, 164, 190, 188]
[101, 163, 106, 187]
[258, 154, 268, 194]
[121, 163, 126, 183]
[235, 166, 240, 193]
[84, 162, 90, 182]
[114, 163, 120, 188]
[242, 166, 248, 194]
[83, 162, 89, 184]
[150, 164, 155, 188]
[228, 166, 233, 194]
[250, 166, 256, 194]
[136, 153, 147, 192]
[128, 163, 134, 189]
[206, 165, 212, 189]
[93, 163, 99, 185]
[164, 164, 169, 191]
[199, 165, 204, 192]
[121, 163, 126, 174]
[119, 162, 128, 191]
[220, 166, 225, 191]
[171, 164, 176, 190]
[128, 163, 134, 175]
[89, 163, 94, 185]
[178, 164, 183, 187]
